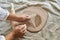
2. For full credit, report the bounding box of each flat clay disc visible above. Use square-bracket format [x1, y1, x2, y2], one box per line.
[16, 6, 48, 33]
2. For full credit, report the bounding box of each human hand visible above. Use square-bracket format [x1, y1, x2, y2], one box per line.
[13, 24, 27, 38]
[18, 14, 31, 22]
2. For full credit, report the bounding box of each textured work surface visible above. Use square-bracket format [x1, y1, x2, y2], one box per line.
[0, 0, 60, 40]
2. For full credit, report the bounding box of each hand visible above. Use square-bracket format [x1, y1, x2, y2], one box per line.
[18, 14, 31, 22]
[13, 24, 27, 38]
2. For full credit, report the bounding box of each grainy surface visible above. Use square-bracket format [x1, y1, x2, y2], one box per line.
[0, 0, 60, 40]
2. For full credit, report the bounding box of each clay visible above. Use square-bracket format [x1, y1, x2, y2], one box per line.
[15, 6, 48, 33]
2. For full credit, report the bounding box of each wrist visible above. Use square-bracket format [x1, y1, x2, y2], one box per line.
[7, 13, 23, 22]
[5, 32, 15, 40]
[17, 16, 23, 22]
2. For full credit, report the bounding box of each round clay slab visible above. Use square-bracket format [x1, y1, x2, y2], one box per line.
[16, 6, 48, 33]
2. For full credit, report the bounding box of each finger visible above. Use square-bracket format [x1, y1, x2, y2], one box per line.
[21, 30, 26, 35]
[23, 14, 31, 19]
[23, 24, 27, 30]
[15, 24, 26, 32]
[19, 24, 27, 30]
[26, 16, 31, 20]
[16, 25, 25, 30]
[21, 27, 27, 33]
[20, 24, 27, 32]
[20, 27, 26, 33]
[23, 30, 27, 33]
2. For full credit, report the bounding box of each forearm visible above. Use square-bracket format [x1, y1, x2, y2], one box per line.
[5, 32, 15, 40]
[7, 13, 22, 22]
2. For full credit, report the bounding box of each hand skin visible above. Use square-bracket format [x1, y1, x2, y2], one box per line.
[5, 24, 27, 40]
[5, 7, 29, 40]
[7, 4, 30, 22]
[7, 13, 30, 22]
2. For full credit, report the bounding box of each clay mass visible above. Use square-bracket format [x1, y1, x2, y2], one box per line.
[13, 6, 48, 33]
[22, 11, 41, 28]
